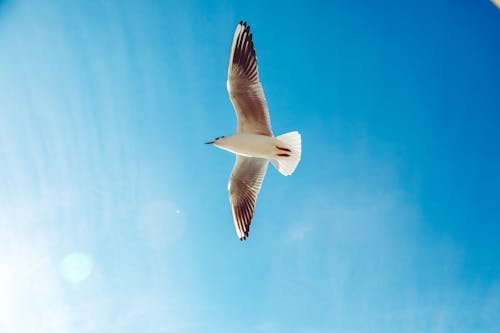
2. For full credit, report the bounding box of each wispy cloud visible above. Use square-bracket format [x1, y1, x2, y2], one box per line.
[285, 225, 310, 242]
[274, 179, 500, 332]
[255, 321, 278, 332]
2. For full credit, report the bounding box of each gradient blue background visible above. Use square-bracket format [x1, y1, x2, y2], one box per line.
[1, 0, 500, 332]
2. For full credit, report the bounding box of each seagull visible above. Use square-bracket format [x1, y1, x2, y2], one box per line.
[206, 21, 302, 241]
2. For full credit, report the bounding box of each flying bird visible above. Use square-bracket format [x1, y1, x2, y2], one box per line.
[206, 21, 302, 241]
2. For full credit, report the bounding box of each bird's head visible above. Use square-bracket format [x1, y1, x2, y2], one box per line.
[205, 136, 226, 145]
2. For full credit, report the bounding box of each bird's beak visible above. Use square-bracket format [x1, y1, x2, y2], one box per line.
[205, 140, 215, 145]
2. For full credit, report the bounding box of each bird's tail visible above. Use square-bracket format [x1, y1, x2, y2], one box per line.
[271, 131, 302, 176]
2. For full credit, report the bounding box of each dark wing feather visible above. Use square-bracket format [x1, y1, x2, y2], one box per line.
[227, 21, 272, 136]
[228, 155, 268, 240]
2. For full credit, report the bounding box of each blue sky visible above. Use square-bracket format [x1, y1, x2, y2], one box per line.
[1, 0, 500, 332]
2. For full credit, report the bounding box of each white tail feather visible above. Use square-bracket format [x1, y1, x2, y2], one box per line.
[271, 131, 302, 176]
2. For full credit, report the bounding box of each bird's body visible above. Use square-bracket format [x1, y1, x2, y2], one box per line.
[207, 21, 302, 240]
[214, 134, 285, 159]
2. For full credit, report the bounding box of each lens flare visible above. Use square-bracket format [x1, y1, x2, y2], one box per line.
[59, 252, 93, 284]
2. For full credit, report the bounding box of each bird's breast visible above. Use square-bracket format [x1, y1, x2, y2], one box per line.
[218, 134, 276, 159]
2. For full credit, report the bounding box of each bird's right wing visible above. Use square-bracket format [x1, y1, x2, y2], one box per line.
[227, 21, 272, 136]
[228, 155, 268, 240]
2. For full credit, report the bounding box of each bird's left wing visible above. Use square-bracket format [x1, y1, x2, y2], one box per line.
[227, 21, 272, 136]
[228, 155, 268, 240]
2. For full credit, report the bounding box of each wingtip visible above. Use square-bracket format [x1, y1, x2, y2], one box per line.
[239, 231, 249, 241]
[238, 21, 249, 29]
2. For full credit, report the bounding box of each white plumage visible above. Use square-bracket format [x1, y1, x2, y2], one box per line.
[207, 21, 302, 240]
